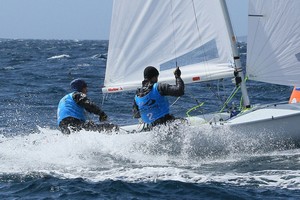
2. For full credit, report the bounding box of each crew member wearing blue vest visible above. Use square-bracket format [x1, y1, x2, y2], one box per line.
[133, 66, 184, 127]
[57, 78, 117, 134]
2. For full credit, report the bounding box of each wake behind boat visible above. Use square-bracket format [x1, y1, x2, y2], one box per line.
[103, 0, 300, 146]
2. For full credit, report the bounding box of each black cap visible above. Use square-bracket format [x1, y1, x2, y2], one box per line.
[144, 66, 159, 79]
[70, 78, 87, 92]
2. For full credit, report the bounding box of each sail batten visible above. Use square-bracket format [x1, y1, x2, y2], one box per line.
[104, 0, 234, 93]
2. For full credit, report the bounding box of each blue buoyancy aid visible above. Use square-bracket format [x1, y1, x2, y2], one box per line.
[135, 83, 169, 124]
[57, 92, 86, 125]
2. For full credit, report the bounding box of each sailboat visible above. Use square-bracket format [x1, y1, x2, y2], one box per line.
[102, 0, 300, 144]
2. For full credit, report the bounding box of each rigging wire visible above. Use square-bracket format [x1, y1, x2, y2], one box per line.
[191, 0, 228, 105]
[185, 80, 233, 117]
[191, 0, 213, 81]
[206, 80, 228, 106]
[169, 0, 217, 111]
[185, 1, 248, 116]
[170, 0, 178, 67]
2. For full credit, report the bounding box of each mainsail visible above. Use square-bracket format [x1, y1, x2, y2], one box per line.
[247, 0, 300, 86]
[104, 0, 300, 144]
[103, 0, 235, 93]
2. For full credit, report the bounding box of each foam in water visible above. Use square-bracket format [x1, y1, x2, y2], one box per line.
[47, 54, 70, 60]
[0, 124, 299, 189]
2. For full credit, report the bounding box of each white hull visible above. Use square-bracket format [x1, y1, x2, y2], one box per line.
[120, 102, 300, 146]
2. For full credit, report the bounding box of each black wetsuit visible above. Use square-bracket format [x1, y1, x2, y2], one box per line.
[133, 77, 184, 126]
[59, 92, 116, 134]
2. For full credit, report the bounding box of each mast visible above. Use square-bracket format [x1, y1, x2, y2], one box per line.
[219, 0, 250, 107]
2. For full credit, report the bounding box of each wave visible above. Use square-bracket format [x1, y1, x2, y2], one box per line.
[91, 53, 107, 59]
[0, 124, 299, 189]
[1, 66, 15, 70]
[47, 54, 70, 60]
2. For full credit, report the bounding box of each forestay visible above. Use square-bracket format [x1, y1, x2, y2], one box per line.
[103, 0, 235, 93]
[247, 0, 300, 86]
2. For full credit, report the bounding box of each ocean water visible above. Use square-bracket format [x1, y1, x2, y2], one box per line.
[0, 39, 299, 199]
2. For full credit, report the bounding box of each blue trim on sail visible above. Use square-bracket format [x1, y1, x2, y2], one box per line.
[295, 52, 300, 62]
[160, 39, 219, 71]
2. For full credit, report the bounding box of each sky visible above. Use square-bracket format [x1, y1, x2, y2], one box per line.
[0, 0, 247, 40]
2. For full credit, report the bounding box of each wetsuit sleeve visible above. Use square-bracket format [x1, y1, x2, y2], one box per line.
[72, 92, 105, 116]
[132, 100, 141, 118]
[157, 77, 184, 97]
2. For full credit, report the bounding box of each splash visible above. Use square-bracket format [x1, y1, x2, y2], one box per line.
[0, 124, 299, 189]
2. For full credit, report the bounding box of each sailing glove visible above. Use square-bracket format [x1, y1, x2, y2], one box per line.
[99, 111, 108, 122]
[174, 67, 181, 78]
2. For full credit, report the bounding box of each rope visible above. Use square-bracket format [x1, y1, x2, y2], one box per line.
[185, 75, 249, 117]
[185, 84, 239, 118]
[185, 80, 227, 117]
[170, 96, 181, 107]
[219, 85, 241, 113]
[186, 102, 204, 117]
[219, 76, 249, 113]
[183, 90, 204, 117]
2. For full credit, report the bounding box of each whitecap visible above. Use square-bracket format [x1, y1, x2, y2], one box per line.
[77, 63, 90, 67]
[3, 66, 15, 70]
[0, 125, 299, 190]
[91, 53, 107, 59]
[47, 54, 70, 60]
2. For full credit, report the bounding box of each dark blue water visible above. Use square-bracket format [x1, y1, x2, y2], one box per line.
[0, 39, 299, 199]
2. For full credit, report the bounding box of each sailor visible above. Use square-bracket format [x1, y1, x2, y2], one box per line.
[133, 66, 184, 127]
[57, 78, 117, 134]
